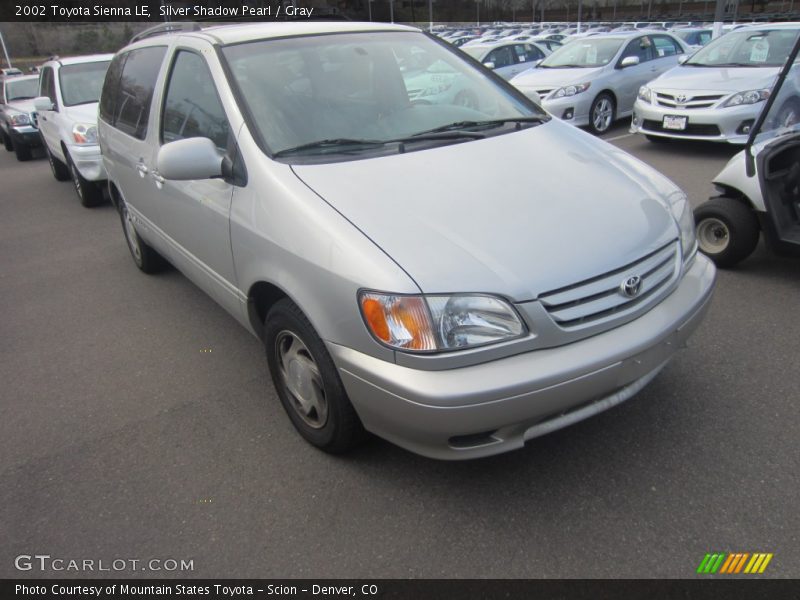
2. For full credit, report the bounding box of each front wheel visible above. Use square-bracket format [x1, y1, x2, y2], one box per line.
[67, 154, 104, 207]
[694, 197, 760, 267]
[12, 139, 32, 161]
[264, 299, 365, 454]
[47, 146, 70, 181]
[588, 92, 615, 135]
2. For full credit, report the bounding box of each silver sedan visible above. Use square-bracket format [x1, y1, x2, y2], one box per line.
[632, 24, 800, 144]
[511, 32, 690, 134]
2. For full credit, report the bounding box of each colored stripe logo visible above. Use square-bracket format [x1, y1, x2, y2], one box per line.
[697, 552, 773, 574]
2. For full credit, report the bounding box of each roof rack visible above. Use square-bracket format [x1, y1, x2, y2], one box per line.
[130, 22, 203, 44]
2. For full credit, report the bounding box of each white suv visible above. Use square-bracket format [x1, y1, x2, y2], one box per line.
[34, 54, 113, 207]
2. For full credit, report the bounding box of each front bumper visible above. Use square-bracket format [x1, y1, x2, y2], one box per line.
[540, 92, 595, 127]
[67, 143, 106, 181]
[331, 255, 716, 460]
[9, 126, 42, 148]
[631, 98, 761, 143]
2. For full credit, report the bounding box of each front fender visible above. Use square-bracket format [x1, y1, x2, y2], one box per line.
[711, 149, 766, 211]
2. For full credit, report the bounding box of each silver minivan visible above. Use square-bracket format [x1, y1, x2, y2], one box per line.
[98, 22, 716, 460]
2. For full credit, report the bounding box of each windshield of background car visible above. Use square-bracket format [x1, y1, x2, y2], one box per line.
[5, 77, 38, 101]
[685, 29, 799, 67]
[58, 61, 111, 106]
[220, 31, 543, 157]
[750, 58, 800, 146]
[539, 38, 624, 68]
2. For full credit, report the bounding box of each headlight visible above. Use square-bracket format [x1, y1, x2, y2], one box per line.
[359, 292, 526, 352]
[551, 82, 590, 99]
[721, 88, 770, 108]
[638, 86, 652, 103]
[667, 192, 697, 262]
[72, 123, 98, 145]
[9, 114, 30, 127]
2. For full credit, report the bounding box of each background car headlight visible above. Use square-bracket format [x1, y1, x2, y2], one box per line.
[667, 192, 697, 261]
[638, 86, 652, 103]
[359, 292, 526, 352]
[9, 114, 30, 127]
[72, 123, 98, 145]
[551, 82, 590, 99]
[722, 88, 770, 108]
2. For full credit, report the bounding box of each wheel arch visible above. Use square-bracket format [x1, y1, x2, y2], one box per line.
[247, 280, 290, 342]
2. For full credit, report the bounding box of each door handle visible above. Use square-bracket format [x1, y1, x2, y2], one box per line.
[136, 163, 149, 177]
[40, 116, 47, 122]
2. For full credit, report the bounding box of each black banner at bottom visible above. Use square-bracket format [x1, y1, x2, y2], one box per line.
[3, 579, 800, 600]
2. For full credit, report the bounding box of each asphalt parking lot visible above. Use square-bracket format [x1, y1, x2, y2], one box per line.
[1, 123, 798, 579]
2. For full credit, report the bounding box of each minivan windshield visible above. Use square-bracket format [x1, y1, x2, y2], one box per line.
[539, 38, 624, 68]
[59, 60, 111, 106]
[684, 28, 799, 67]
[5, 77, 39, 101]
[221, 31, 545, 159]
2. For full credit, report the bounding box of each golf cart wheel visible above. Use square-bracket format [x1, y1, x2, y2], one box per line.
[694, 197, 760, 268]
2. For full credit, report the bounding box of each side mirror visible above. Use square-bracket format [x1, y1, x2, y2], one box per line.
[157, 137, 222, 181]
[678, 54, 689, 64]
[619, 56, 640, 68]
[33, 96, 54, 111]
[483, 61, 496, 70]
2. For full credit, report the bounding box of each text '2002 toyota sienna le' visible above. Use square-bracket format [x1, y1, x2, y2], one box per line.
[98, 22, 716, 460]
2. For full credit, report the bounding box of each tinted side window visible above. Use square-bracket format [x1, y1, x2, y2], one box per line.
[115, 46, 166, 140]
[486, 46, 515, 68]
[99, 53, 126, 123]
[161, 51, 230, 149]
[621, 37, 654, 63]
[39, 67, 54, 103]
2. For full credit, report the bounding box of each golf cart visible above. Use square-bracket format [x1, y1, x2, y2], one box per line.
[695, 33, 800, 267]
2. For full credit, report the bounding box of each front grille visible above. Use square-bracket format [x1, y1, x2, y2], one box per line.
[642, 119, 721, 136]
[539, 241, 680, 328]
[655, 92, 724, 109]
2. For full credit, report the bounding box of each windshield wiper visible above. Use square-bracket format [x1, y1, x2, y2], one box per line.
[713, 62, 764, 68]
[272, 138, 385, 157]
[411, 116, 548, 136]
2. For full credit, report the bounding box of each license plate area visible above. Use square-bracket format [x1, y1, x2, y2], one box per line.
[663, 115, 687, 130]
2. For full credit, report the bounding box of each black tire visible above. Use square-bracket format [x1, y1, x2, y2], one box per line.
[588, 92, 615, 135]
[645, 134, 671, 144]
[2, 130, 13, 151]
[46, 146, 70, 181]
[12, 138, 32, 161]
[67, 153, 104, 207]
[264, 298, 365, 454]
[694, 197, 760, 268]
[118, 198, 168, 274]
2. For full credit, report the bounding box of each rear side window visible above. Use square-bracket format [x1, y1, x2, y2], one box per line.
[113, 46, 166, 140]
[99, 53, 126, 123]
[161, 50, 230, 150]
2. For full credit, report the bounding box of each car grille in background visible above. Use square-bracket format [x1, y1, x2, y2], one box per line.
[655, 92, 725, 109]
[539, 241, 679, 328]
[642, 119, 721, 136]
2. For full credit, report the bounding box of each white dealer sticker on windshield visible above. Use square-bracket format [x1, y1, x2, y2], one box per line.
[750, 40, 770, 63]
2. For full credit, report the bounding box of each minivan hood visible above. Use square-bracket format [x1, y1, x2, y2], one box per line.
[291, 120, 680, 300]
[650, 65, 778, 93]
[511, 66, 604, 88]
[63, 102, 100, 125]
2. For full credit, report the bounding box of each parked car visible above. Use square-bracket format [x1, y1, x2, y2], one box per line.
[34, 54, 113, 206]
[531, 37, 565, 52]
[631, 24, 800, 144]
[0, 74, 41, 161]
[511, 32, 690, 134]
[673, 28, 713, 51]
[460, 41, 550, 80]
[695, 45, 800, 266]
[99, 21, 714, 460]
[1, 67, 23, 77]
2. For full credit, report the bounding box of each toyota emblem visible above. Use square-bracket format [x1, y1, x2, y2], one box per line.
[620, 275, 642, 298]
[676, 94, 688, 104]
